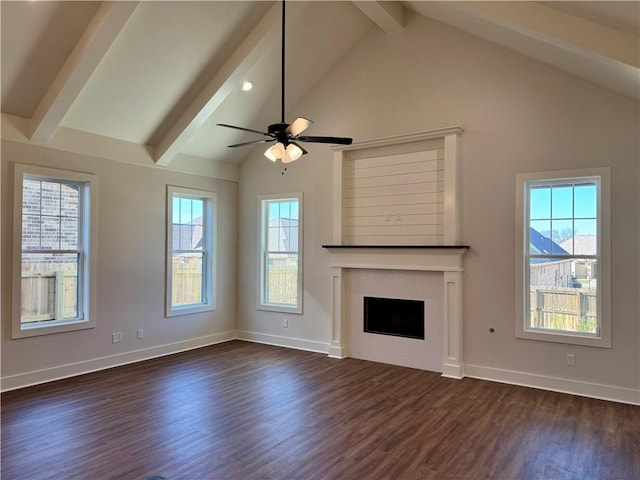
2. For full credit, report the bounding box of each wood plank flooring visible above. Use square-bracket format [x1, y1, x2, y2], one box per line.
[2, 340, 639, 480]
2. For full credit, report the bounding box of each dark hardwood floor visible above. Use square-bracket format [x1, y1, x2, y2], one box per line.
[2, 340, 639, 480]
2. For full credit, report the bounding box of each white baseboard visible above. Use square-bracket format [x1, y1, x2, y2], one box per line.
[464, 364, 640, 406]
[1, 331, 236, 392]
[5, 333, 636, 406]
[237, 330, 330, 355]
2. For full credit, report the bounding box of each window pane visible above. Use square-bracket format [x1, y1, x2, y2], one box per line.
[171, 253, 203, 307]
[192, 199, 203, 225]
[180, 198, 192, 224]
[268, 201, 279, 220]
[21, 252, 79, 323]
[287, 225, 298, 252]
[41, 181, 61, 216]
[551, 185, 573, 219]
[528, 257, 597, 334]
[281, 201, 291, 220]
[22, 214, 41, 250]
[573, 221, 597, 255]
[574, 183, 597, 218]
[268, 226, 281, 252]
[530, 186, 550, 220]
[23, 179, 41, 214]
[179, 225, 194, 250]
[172, 197, 180, 224]
[40, 216, 60, 250]
[574, 218, 596, 238]
[60, 217, 79, 249]
[266, 253, 298, 305]
[529, 220, 551, 254]
[551, 219, 573, 253]
[60, 184, 79, 217]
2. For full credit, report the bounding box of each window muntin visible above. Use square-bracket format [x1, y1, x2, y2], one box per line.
[12, 165, 97, 338]
[259, 194, 303, 313]
[166, 186, 215, 316]
[516, 168, 610, 347]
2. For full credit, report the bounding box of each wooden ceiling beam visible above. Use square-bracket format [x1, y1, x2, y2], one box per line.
[154, 2, 307, 166]
[353, 1, 404, 33]
[29, 1, 139, 144]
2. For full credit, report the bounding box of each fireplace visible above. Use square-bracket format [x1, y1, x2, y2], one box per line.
[325, 126, 467, 376]
[364, 296, 425, 339]
[324, 245, 468, 377]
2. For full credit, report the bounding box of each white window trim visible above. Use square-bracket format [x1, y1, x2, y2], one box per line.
[515, 167, 611, 348]
[258, 193, 303, 314]
[12, 164, 98, 339]
[165, 185, 216, 317]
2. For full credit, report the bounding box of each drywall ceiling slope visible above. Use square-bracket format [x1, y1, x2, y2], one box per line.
[404, 1, 640, 100]
[1, 1, 637, 172]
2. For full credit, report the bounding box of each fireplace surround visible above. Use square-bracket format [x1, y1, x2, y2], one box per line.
[325, 127, 468, 378]
[323, 245, 468, 377]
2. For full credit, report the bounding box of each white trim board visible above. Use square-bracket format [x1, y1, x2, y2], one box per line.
[1, 331, 236, 392]
[236, 331, 330, 355]
[464, 364, 640, 406]
[4, 332, 636, 405]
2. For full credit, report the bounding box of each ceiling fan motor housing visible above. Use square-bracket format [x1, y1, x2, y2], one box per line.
[268, 123, 289, 135]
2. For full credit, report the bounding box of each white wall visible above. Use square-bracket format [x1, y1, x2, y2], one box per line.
[1, 141, 238, 389]
[237, 12, 639, 402]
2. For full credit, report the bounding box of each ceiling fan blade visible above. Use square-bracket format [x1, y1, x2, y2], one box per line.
[228, 139, 275, 148]
[296, 136, 353, 145]
[287, 117, 313, 136]
[217, 123, 272, 137]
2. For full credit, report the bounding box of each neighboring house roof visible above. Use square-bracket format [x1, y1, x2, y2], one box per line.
[529, 228, 569, 256]
[173, 216, 204, 251]
[560, 235, 597, 255]
[268, 218, 298, 252]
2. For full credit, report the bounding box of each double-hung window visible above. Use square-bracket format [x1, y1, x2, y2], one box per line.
[259, 193, 303, 313]
[12, 164, 97, 338]
[166, 186, 216, 316]
[515, 168, 610, 347]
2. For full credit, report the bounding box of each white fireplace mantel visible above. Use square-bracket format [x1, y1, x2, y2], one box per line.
[326, 127, 468, 379]
[323, 245, 469, 379]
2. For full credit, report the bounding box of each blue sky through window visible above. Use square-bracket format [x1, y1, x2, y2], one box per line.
[267, 200, 299, 221]
[173, 197, 203, 225]
[530, 182, 597, 237]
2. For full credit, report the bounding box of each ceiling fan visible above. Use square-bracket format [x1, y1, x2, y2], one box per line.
[217, 0, 353, 164]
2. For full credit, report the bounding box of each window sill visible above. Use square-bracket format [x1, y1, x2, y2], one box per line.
[516, 328, 611, 348]
[12, 318, 95, 339]
[166, 304, 215, 318]
[257, 304, 303, 315]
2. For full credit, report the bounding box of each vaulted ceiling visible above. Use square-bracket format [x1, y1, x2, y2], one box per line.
[2, 1, 638, 170]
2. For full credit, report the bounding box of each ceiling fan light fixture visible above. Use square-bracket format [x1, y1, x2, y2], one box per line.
[286, 143, 303, 161]
[264, 142, 284, 162]
[264, 142, 303, 163]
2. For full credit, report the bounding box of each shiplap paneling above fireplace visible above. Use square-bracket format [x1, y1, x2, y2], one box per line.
[332, 127, 463, 246]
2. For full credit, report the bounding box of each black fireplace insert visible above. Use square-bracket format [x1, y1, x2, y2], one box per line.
[364, 296, 425, 339]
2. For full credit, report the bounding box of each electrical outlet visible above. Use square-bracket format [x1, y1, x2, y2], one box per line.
[396, 211, 402, 221]
[566, 353, 575, 366]
[282, 318, 288, 328]
[137, 328, 144, 339]
[112, 332, 122, 344]
[384, 212, 391, 221]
